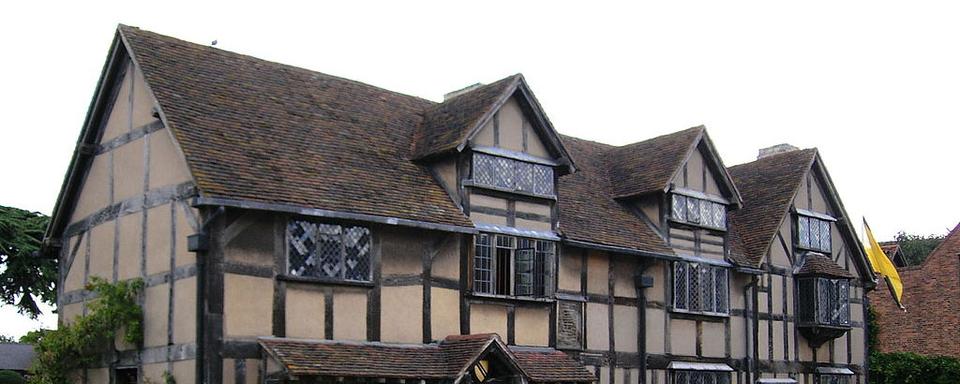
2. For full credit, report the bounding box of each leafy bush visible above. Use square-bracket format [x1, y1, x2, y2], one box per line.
[0, 371, 26, 384]
[22, 278, 143, 384]
[870, 352, 960, 384]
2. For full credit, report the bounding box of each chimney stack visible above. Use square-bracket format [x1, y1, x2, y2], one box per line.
[758, 143, 799, 159]
[444, 83, 484, 101]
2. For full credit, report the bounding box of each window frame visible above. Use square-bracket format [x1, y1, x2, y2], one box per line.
[470, 152, 556, 198]
[797, 276, 851, 328]
[669, 193, 728, 231]
[671, 370, 730, 384]
[473, 233, 554, 298]
[671, 260, 730, 317]
[285, 218, 373, 284]
[795, 213, 833, 253]
[816, 374, 850, 384]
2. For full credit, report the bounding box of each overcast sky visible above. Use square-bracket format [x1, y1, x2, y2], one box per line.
[1, 1, 958, 337]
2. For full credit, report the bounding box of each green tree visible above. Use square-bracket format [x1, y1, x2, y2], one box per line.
[0, 205, 55, 319]
[895, 231, 946, 266]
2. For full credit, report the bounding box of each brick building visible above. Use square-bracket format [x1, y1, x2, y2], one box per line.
[869, 223, 960, 358]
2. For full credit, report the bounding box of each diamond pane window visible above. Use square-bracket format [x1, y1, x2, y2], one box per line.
[798, 276, 851, 327]
[686, 197, 701, 224]
[286, 220, 372, 282]
[797, 214, 832, 253]
[820, 220, 832, 251]
[715, 268, 728, 313]
[531, 165, 554, 196]
[514, 161, 535, 193]
[798, 216, 810, 248]
[700, 201, 712, 227]
[673, 262, 688, 310]
[672, 371, 729, 384]
[671, 194, 726, 230]
[472, 153, 555, 197]
[712, 202, 726, 228]
[673, 261, 728, 315]
[672, 195, 687, 222]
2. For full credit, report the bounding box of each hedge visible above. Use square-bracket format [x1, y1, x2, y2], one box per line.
[870, 352, 960, 384]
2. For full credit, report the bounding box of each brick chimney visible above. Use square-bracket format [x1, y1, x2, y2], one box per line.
[758, 143, 799, 159]
[444, 83, 484, 101]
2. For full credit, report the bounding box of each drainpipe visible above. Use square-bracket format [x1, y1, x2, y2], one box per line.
[745, 276, 759, 384]
[635, 261, 654, 384]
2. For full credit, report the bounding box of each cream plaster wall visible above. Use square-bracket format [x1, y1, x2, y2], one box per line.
[586, 302, 609, 350]
[148, 129, 192, 188]
[101, 63, 133, 142]
[514, 306, 549, 346]
[285, 284, 325, 339]
[558, 249, 581, 292]
[431, 288, 460, 341]
[173, 276, 197, 344]
[224, 273, 273, 337]
[88, 222, 114, 280]
[670, 318, 696, 356]
[613, 305, 638, 353]
[145, 204, 172, 276]
[143, 284, 169, 347]
[702, 321, 725, 357]
[332, 289, 367, 340]
[381, 285, 423, 343]
[470, 304, 508, 338]
[586, 252, 609, 295]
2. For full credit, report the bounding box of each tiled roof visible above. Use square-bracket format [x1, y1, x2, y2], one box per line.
[727, 149, 817, 266]
[796, 253, 855, 278]
[119, 25, 474, 230]
[259, 334, 594, 382]
[558, 135, 672, 255]
[608, 127, 704, 198]
[414, 77, 520, 159]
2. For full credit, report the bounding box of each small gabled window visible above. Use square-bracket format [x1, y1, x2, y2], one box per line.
[472, 153, 555, 197]
[286, 219, 372, 282]
[671, 194, 726, 230]
[474, 233, 554, 297]
[797, 214, 832, 253]
[672, 261, 729, 315]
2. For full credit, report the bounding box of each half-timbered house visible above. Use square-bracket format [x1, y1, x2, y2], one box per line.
[42, 25, 876, 384]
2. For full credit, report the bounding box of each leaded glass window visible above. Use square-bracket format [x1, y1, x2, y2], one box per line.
[798, 277, 851, 327]
[672, 371, 730, 384]
[474, 233, 553, 297]
[673, 261, 729, 315]
[287, 219, 371, 282]
[817, 375, 850, 384]
[472, 153, 554, 197]
[798, 214, 832, 253]
[671, 194, 727, 230]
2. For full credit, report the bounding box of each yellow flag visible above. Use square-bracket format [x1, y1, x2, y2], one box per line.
[863, 218, 905, 310]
